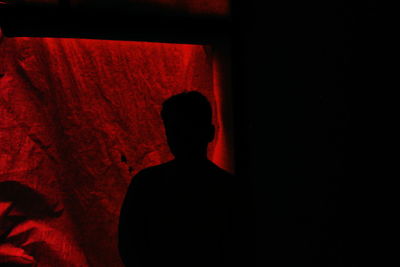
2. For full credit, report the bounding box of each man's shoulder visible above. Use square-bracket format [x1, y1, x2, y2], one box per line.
[133, 161, 174, 182]
[139, 161, 174, 174]
[133, 160, 237, 186]
[208, 162, 236, 181]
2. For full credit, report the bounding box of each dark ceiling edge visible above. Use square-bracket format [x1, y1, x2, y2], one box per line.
[0, 6, 232, 44]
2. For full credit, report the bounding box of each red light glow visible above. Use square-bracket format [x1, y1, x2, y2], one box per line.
[0, 37, 232, 266]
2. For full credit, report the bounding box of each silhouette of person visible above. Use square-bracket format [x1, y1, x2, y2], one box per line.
[118, 91, 238, 267]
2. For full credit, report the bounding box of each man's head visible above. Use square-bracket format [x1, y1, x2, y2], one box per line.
[161, 91, 215, 160]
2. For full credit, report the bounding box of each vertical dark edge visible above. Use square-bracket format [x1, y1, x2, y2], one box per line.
[230, 0, 255, 266]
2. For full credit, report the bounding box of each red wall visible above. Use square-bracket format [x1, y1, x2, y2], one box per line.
[0, 37, 231, 266]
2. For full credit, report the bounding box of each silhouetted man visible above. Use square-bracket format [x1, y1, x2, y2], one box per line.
[118, 91, 238, 267]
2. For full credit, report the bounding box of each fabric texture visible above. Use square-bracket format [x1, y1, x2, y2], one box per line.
[0, 37, 230, 266]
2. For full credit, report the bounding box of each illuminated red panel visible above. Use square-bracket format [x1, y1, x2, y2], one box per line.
[0, 37, 232, 266]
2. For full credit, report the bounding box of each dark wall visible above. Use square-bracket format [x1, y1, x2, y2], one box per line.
[234, 1, 378, 266]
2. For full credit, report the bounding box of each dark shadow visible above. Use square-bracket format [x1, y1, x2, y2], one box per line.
[118, 91, 238, 267]
[0, 181, 64, 266]
[0, 181, 63, 220]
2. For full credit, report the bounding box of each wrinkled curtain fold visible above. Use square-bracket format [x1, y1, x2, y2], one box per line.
[0, 37, 229, 266]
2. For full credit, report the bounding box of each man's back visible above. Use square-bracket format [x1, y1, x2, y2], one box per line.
[118, 159, 237, 267]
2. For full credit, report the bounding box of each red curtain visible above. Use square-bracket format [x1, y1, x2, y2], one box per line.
[0, 37, 231, 266]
